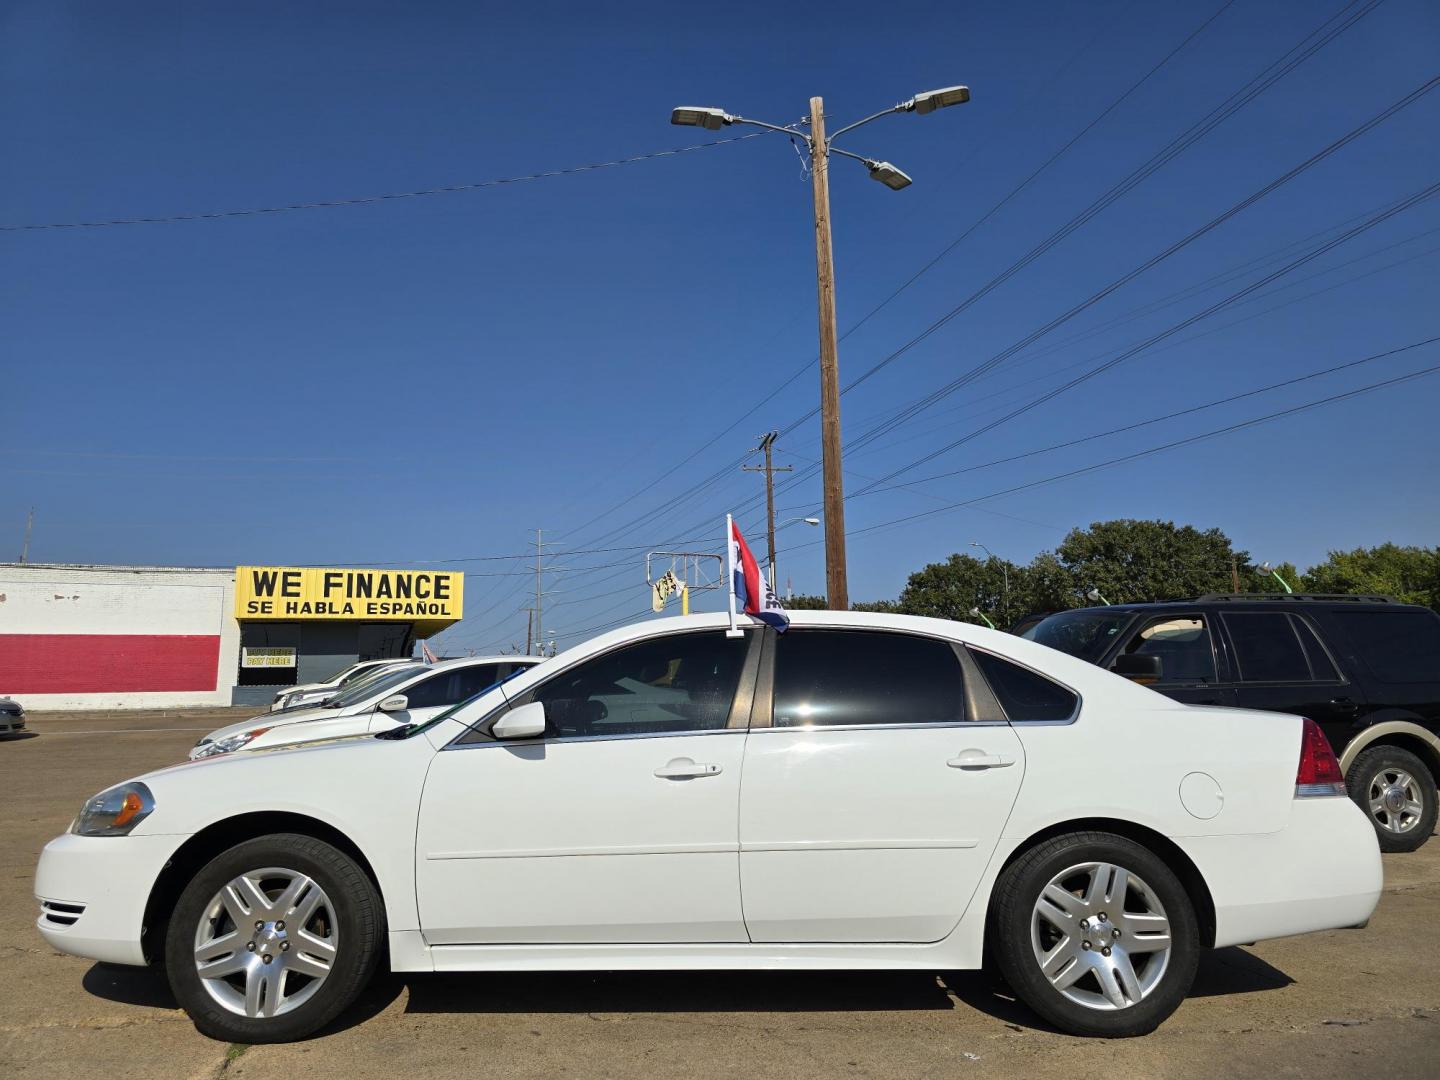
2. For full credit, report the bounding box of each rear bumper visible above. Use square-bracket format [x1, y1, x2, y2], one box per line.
[1176, 796, 1382, 949]
[34, 832, 184, 966]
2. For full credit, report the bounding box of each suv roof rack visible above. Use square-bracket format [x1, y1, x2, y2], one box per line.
[1193, 593, 1399, 604]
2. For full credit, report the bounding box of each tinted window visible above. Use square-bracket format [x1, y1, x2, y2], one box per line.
[402, 664, 503, 709]
[970, 648, 1077, 722]
[1333, 611, 1440, 683]
[1021, 610, 1132, 661]
[1292, 616, 1341, 681]
[1225, 613, 1311, 682]
[772, 630, 964, 728]
[1120, 616, 1216, 684]
[532, 631, 748, 738]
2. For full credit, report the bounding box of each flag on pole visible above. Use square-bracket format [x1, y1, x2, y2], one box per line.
[420, 639, 439, 664]
[729, 517, 790, 632]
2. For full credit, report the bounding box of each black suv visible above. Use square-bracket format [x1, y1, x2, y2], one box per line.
[1018, 594, 1440, 852]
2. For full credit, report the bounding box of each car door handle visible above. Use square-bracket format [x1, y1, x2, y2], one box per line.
[1331, 698, 1360, 713]
[947, 750, 1016, 770]
[653, 758, 723, 780]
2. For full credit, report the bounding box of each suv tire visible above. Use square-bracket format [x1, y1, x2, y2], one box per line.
[990, 831, 1199, 1037]
[164, 833, 384, 1042]
[1347, 745, 1437, 853]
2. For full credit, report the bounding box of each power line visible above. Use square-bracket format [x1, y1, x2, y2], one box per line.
[0, 133, 767, 232]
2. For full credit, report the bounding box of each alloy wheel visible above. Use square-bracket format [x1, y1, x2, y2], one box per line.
[1030, 861, 1172, 1011]
[1367, 768, 1425, 834]
[192, 866, 339, 1019]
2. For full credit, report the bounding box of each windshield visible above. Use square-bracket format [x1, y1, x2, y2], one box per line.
[326, 664, 421, 708]
[319, 660, 365, 684]
[377, 666, 533, 740]
[1019, 609, 1135, 662]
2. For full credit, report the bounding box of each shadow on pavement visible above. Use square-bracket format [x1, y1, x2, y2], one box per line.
[83, 962, 178, 1010]
[1188, 946, 1293, 997]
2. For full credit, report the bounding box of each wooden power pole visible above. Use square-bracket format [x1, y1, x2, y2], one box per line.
[809, 96, 849, 611]
[20, 507, 34, 563]
[743, 432, 793, 591]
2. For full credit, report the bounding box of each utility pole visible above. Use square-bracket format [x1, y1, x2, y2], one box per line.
[809, 96, 849, 611]
[1230, 556, 1241, 593]
[533, 528, 543, 655]
[742, 432, 793, 591]
[20, 507, 34, 563]
[525, 609, 534, 657]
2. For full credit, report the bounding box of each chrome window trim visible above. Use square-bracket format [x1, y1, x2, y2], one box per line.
[752, 719, 1012, 733]
[442, 727, 747, 751]
[964, 643, 1083, 727]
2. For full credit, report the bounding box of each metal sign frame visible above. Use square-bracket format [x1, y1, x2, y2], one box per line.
[645, 551, 724, 592]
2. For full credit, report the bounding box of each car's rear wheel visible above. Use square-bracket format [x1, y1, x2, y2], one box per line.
[1347, 745, 1437, 853]
[164, 833, 384, 1043]
[990, 831, 1199, 1037]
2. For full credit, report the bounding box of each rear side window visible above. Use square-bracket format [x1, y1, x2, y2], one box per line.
[1332, 611, 1440, 683]
[772, 630, 964, 728]
[970, 648, 1078, 722]
[1224, 613, 1311, 682]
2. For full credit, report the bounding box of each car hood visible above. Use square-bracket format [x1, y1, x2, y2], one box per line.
[197, 704, 345, 744]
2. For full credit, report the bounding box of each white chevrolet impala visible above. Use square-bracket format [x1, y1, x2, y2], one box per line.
[35, 612, 1381, 1043]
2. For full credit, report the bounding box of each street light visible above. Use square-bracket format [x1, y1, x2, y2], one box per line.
[671, 84, 970, 612]
[1086, 588, 1112, 606]
[970, 540, 1008, 625]
[772, 515, 821, 596]
[969, 606, 997, 630]
[1258, 561, 1295, 594]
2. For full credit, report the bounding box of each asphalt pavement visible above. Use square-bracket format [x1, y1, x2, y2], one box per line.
[3, 707, 1437, 1079]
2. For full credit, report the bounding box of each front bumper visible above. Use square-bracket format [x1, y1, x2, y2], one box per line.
[0, 713, 25, 734]
[1176, 795, 1382, 949]
[35, 832, 185, 966]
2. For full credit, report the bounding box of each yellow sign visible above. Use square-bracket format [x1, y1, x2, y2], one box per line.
[241, 646, 296, 669]
[235, 566, 464, 635]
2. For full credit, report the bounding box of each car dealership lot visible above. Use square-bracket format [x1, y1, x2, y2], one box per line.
[3, 708, 1438, 1080]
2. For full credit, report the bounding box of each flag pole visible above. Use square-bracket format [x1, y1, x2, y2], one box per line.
[725, 513, 742, 638]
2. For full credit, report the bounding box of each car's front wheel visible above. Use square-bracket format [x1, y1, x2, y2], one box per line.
[1347, 745, 1437, 853]
[990, 831, 1199, 1037]
[164, 833, 384, 1043]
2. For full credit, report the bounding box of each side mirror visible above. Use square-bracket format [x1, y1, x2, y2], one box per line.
[1112, 654, 1163, 683]
[492, 701, 547, 740]
[377, 694, 409, 713]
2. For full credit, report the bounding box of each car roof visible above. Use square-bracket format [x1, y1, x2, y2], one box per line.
[1054, 595, 1426, 615]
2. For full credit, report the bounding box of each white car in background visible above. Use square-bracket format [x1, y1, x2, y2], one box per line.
[191, 656, 542, 758]
[36, 612, 1380, 1044]
[269, 658, 417, 712]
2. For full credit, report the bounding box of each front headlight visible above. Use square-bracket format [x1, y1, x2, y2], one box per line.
[71, 782, 156, 837]
[193, 726, 272, 758]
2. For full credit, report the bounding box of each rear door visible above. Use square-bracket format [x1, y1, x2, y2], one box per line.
[738, 627, 1025, 943]
[1106, 611, 1235, 707]
[1220, 611, 1363, 749]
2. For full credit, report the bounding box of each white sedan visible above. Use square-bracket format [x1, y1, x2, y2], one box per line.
[35, 612, 1380, 1043]
[268, 658, 415, 712]
[191, 656, 541, 758]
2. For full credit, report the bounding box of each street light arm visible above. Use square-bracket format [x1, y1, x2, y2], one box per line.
[825, 104, 905, 144]
[729, 116, 811, 142]
[825, 144, 875, 166]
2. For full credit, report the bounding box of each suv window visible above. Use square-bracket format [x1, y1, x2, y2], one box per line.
[970, 648, 1077, 722]
[1292, 616, 1341, 681]
[402, 664, 503, 710]
[1332, 610, 1440, 683]
[1224, 613, 1312, 683]
[772, 629, 964, 728]
[530, 631, 749, 738]
[1119, 616, 1216, 684]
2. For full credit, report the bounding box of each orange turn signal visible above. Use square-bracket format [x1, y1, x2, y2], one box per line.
[112, 791, 145, 829]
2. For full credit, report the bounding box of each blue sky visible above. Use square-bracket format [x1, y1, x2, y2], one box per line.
[3, 0, 1438, 653]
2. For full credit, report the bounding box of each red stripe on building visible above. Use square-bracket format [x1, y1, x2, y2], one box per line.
[0, 634, 221, 694]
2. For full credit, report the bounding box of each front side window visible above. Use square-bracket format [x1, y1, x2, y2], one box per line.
[1224, 613, 1313, 683]
[529, 631, 749, 738]
[970, 648, 1077, 722]
[1332, 610, 1440, 683]
[1120, 616, 1216, 684]
[402, 664, 505, 710]
[772, 629, 965, 728]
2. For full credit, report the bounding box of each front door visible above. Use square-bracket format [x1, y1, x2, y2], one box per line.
[739, 628, 1025, 943]
[1108, 612, 1236, 707]
[415, 629, 757, 944]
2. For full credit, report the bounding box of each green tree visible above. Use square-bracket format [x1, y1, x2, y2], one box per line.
[1055, 519, 1250, 603]
[784, 594, 829, 610]
[1301, 544, 1440, 609]
[897, 553, 1019, 626]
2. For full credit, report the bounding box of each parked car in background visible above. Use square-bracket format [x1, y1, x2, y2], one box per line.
[37, 611, 1379, 1043]
[1020, 593, 1440, 850]
[269, 658, 418, 712]
[0, 697, 25, 737]
[191, 656, 544, 758]
[271, 660, 424, 713]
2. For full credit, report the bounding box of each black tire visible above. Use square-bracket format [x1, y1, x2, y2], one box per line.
[990, 831, 1199, 1037]
[164, 833, 384, 1043]
[1347, 745, 1437, 853]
